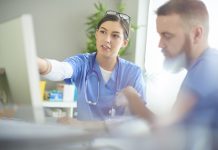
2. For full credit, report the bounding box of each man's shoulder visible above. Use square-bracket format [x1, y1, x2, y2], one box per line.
[202, 48, 218, 59]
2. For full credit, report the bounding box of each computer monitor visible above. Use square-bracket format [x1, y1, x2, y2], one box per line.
[0, 14, 45, 123]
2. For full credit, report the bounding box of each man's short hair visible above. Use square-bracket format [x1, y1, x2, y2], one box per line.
[156, 0, 209, 36]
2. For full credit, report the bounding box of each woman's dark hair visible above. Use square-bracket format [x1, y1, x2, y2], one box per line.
[96, 14, 130, 40]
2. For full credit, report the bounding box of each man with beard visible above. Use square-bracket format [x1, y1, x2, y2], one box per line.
[113, 0, 218, 149]
[117, 0, 218, 130]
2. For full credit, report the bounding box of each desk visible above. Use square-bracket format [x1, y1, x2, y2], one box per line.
[0, 117, 150, 150]
[1, 116, 217, 150]
[0, 118, 98, 150]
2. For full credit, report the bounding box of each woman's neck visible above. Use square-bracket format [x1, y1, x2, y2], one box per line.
[96, 54, 117, 71]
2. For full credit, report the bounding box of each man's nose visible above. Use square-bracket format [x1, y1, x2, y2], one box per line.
[158, 38, 165, 48]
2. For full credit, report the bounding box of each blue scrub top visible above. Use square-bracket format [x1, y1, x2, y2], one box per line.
[179, 48, 218, 128]
[64, 52, 146, 120]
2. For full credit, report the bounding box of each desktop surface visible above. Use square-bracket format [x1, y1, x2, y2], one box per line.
[0, 118, 100, 150]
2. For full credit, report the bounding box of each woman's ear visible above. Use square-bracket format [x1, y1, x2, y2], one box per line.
[122, 39, 129, 48]
[95, 29, 98, 39]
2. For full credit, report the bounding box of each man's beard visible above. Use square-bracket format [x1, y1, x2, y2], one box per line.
[163, 51, 187, 73]
[163, 35, 190, 73]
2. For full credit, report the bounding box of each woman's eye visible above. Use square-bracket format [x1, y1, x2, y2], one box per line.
[99, 30, 106, 34]
[112, 34, 120, 39]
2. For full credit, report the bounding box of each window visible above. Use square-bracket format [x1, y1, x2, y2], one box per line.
[202, 0, 218, 48]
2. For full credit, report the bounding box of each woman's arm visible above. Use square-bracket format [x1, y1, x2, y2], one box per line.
[37, 57, 73, 81]
[37, 57, 51, 75]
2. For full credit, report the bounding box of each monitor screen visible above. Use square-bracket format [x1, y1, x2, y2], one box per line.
[0, 14, 44, 123]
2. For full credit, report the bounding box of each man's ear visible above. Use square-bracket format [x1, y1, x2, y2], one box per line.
[193, 25, 203, 44]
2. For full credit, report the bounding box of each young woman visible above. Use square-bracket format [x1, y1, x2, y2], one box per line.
[38, 10, 146, 121]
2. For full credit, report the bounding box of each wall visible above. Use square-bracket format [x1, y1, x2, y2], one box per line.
[0, 0, 121, 59]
